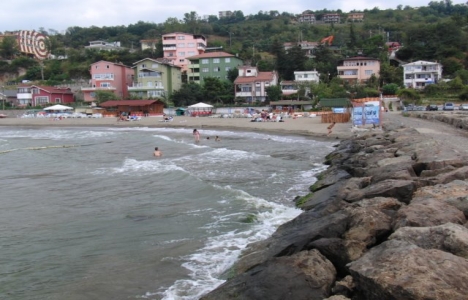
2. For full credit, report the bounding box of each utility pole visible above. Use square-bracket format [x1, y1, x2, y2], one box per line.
[2, 86, 4, 111]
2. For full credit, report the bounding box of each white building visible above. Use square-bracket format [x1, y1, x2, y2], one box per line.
[281, 70, 320, 96]
[234, 66, 278, 103]
[403, 60, 442, 89]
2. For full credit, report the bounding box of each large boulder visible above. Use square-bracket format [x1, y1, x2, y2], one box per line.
[232, 210, 349, 275]
[348, 240, 468, 300]
[201, 250, 336, 300]
[393, 191, 466, 230]
[389, 223, 468, 259]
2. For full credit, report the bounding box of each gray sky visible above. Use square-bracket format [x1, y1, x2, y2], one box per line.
[1, 0, 466, 33]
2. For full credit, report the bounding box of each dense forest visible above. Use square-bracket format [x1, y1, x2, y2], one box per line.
[1, 0, 468, 106]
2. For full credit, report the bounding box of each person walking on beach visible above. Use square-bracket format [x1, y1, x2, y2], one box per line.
[153, 147, 162, 157]
[193, 129, 200, 142]
[327, 122, 336, 136]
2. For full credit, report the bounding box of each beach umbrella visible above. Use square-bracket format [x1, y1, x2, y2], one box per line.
[43, 104, 74, 111]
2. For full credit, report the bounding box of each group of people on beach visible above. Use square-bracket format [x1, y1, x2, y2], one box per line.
[153, 129, 220, 157]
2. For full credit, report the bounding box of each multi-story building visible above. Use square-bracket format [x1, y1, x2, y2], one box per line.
[234, 66, 278, 103]
[298, 14, 316, 24]
[402, 60, 442, 89]
[16, 85, 74, 107]
[281, 70, 320, 96]
[81, 60, 134, 103]
[187, 51, 243, 84]
[323, 13, 341, 23]
[128, 58, 182, 99]
[284, 41, 318, 58]
[162, 32, 207, 73]
[85, 41, 126, 51]
[337, 56, 380, 84]
[347, 12, 364, 22]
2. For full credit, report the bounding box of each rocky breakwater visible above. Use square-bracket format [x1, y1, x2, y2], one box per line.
[201, 122, 468, 300]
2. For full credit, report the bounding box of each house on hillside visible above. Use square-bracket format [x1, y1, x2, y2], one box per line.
[81, 60, 134, 103]
[16, 85, 74, 107]
[85, 41, 126, 51]
[298, 14, 316, 24]
[129, 58, 182, 99]
[284, 41, 318, 58]
[234, 66, 278, 103]
[322, 14, 341, 23]
[280, 70, 320, 96]
[162, 32, 207, 73]
[186, 51, 243, 84]
[140, 39, 158, 52]
[337, 56, 380, 84]
[347, 13, 364, 22]
[402, 60, 442, 89]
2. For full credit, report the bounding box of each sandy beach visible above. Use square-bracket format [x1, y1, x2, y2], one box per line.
[0, 115, 355, 139]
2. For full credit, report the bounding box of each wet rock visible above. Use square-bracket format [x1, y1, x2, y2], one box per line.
[201, 250, 336, 300]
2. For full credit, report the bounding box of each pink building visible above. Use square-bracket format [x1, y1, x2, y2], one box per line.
[81, 60, 134, 103]
[162, 32, 207, 73]
[16, 85, 74, 107]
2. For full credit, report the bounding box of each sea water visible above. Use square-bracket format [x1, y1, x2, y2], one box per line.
[0, 126, 335, 300]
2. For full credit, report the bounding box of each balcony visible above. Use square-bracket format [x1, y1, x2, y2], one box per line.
[188, 63, 200, 69]
[81, 86, 116, 91]
[17, 93, 33, 100]
[163, 45, 177, 51]
[128, 83, 164, 91]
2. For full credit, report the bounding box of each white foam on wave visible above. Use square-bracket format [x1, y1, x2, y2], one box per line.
[92, 158, 186, 176]
[158, 185, 302, 300]
[0, 128, 117, 140]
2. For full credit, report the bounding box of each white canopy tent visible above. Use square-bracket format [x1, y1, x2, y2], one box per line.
[43, 104, 74, 111]
[187, 102, 213, 116]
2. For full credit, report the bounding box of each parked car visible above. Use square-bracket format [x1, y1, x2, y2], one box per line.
[459, 104, 468, 111]
[443, 102, 455, 111]
[426, 104, 438, 111]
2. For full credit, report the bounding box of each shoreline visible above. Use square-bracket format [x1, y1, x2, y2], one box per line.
[0, 115, 355, 140]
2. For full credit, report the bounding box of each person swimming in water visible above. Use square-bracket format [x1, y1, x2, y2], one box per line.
[193, 129, 200, 142]
[153, 147, 162, 157]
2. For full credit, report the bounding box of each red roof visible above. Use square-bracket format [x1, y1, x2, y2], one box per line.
[100, 100, 163, 107]
[234, 72, 276, 84]
[17, 85, 73, 94]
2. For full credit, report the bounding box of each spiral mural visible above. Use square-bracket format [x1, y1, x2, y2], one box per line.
[17, 30, 50, 60]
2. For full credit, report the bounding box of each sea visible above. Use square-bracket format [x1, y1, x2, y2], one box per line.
[0, 125, 335, 300]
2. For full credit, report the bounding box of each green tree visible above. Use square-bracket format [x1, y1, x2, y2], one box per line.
[170, 82, 204, 107]
[95, 90, 120, 103]
[266, 85, 282, 102]
[0, 36, 19, 59]
[397, 88, 421, 105]
[382, 83, 400, 95]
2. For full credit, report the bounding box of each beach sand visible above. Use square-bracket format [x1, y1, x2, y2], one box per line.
[0, 115, 355, 139]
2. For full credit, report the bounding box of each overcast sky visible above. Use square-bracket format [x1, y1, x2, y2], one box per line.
[1, 0, 466, 33]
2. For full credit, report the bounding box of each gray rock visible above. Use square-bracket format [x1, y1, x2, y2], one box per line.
[348, 239, 468, 300]
[201, 250, 336, 300]
[389, 223, 468, 258]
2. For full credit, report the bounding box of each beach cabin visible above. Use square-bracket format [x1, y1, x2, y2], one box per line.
[269, 100, 314, 114]
[100, 100, 164, 117]
[318, 98, 351, 123]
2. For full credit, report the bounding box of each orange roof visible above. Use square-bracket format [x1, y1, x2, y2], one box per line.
[234, 72, 276, 84]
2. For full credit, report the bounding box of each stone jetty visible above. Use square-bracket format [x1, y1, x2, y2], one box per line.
[201, 118, 468, 300]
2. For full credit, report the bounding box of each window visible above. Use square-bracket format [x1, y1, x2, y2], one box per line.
[93, 73, 114, 80]
[201, 59, 209, 64]
[141, 64, 146, 68]
[256, 87, 261, 92]
[55, 98, 61, 103]
[225, 58, 231, 63]
[179, 52, 185, 56]
[202, 68, 209, 72]
[95, 65, 99, 69]
[106, 65, 110, 69]
[177, 36, 185, 40]
[100, 82, 111, 87]
[304, 74, 308, 78]
[187, 43, 195, 47]
[213, 58, 220, 63]
[177, 43, 185, 47]
[365, 70, 373, 75]
[35, 96, 49, 104]
[241, 87, 252, 92]
[179, 59, 184, 63]
[152, 63, 159, 68]
[213, 67, 220, 72]
[90, 92, 96, 98]
[225, 67, 231, 71]
[188, 51, 196, 56]
[31, 88, 40, 94]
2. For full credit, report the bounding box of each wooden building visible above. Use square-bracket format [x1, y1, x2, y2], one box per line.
[100, 100, 164, 117]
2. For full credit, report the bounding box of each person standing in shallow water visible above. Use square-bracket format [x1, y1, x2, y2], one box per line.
[327, 122, 336, 136]
[193, 129, 200, 142]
